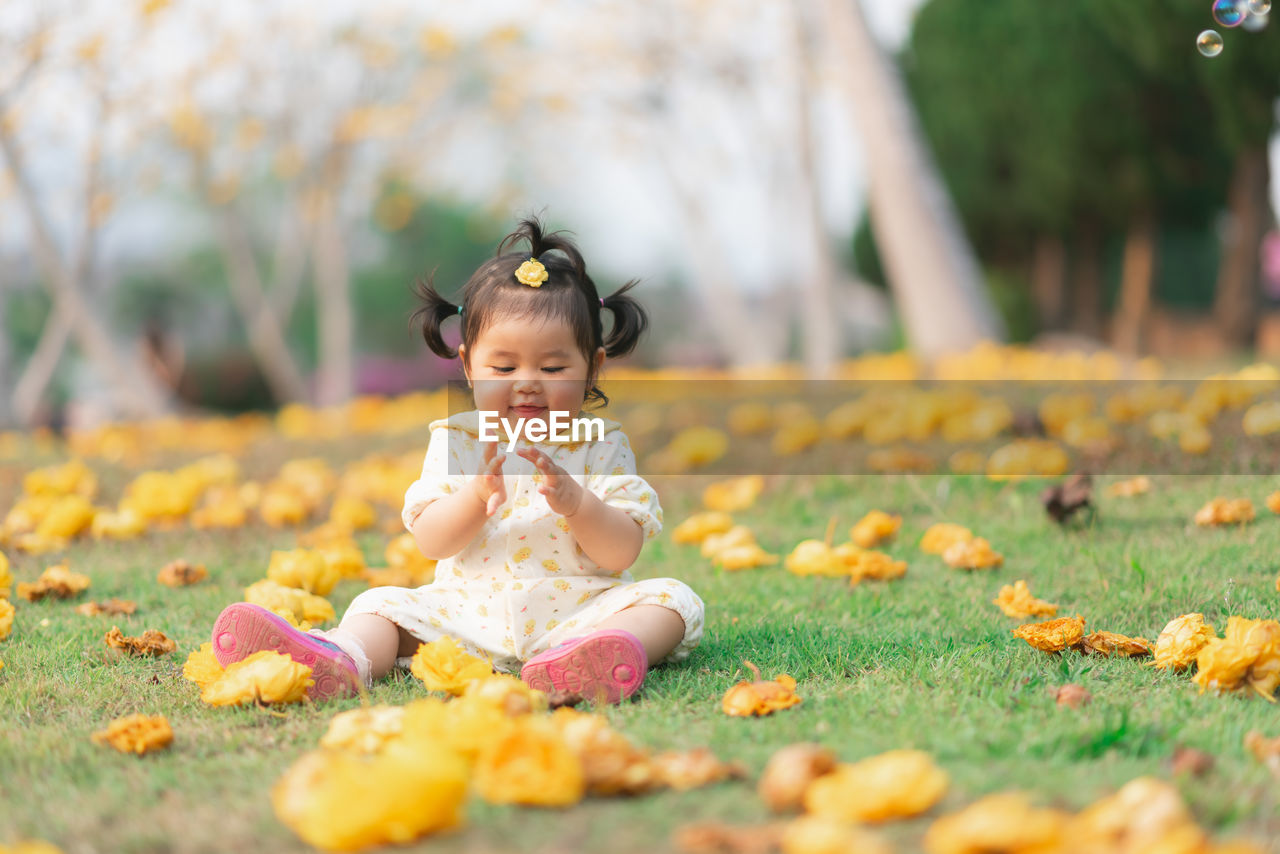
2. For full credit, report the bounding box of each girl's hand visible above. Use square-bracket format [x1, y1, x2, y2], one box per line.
[471, 441, 507, 517]
[517, 447, 585, 518]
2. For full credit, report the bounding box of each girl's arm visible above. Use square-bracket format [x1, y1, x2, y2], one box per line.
[409, 443, 508, 560]
[516, 446, 647, 573]
[562, 490, 644, 573]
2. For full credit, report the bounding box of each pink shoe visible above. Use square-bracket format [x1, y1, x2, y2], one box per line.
[519, 630, 647, 704]
[211, 603, 360, 701]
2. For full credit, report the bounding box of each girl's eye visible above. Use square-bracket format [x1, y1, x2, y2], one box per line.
[490, 366, 515, 374]
[542, 367, 567, 374]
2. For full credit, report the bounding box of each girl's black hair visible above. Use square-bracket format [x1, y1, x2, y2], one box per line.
[410, 216, 648, 407]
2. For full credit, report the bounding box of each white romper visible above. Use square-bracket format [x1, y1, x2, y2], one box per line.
[343, 410, 705, 674]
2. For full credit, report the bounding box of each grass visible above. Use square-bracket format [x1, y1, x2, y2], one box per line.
[4, 452, 1280, 852]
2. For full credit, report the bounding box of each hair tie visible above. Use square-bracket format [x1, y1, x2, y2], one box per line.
[457, 305, 463, 315]
[599, 297, 604, 308]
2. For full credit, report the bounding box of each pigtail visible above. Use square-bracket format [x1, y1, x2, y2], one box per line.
[409, 272, 462, 359]
[600, 279, 648, 359]
[500, 216, 587, 282]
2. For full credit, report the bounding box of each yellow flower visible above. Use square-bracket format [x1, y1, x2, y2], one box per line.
[320, 705, 406, 755]
[472, 717, 585, 807]
[993, 580, 1058, 619]
[514, 258, 549, 287]
[1150, 613, 1216, 671]
[804, 750, 949, 823]
[0, 598, 13, 641]
[200, 650, 313, 706]
[410, 636, 493, 695]
[0, 549, 10, 598]
[1012, 615, 1086, 653]
[91, 713, 174, 756]
[782, 816, 892, 854]
[243, 579, 335, 625]
[942, 537, 1003, 570]
[272, 742, 469, 851]
[922, 792, 1070, 854]
[267, 548, 340, 595]
[919, 523, 973, 555]
[181, 642, 225, 688]
[850, 510, 901, 549]
[672, 511, 734, 545]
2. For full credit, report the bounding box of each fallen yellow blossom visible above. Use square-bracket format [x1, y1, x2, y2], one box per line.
[200, 650, 313, 706]
[320, 705, 406, 755]
[472, 717, 585, 807]
[1012, 615, 1086, 653]
[784, 540, 845, 577]
[993, 580, 1058, 619]
[410, 636, 493, 696]
[244, 579, 335, 625]
[268, 548, 340, 595]
[1081, 631, 1151, 658]
[804, 749, 949, 823]
[920, 523, 973, 555]
[0, 598, 13, 641]
[943, 537, 1003, 570]
[723, 664, 802, 717]
[91, 713, 173, 755]
[17, 563, 90, 601]
[850, 510, 901, 548]
[272, 742, 468, 851]
[1194, 497, 1255, 526]
[182, 642, 225, 689]
[1106, 477, 1151, 498]
[923, 792, 1070, 854]
[1150, 613, 1216, 671]
[781, 816, 892, 854]
[758, 743, 838, 813]
[157, 559, 208, 587]
[702, 476, 764, 513]
[104, 626, 176, 657]
[672, 512, 735, 545]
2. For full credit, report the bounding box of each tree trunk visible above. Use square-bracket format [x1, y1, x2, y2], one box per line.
[1070, 221, 1103, 339]
[0, 130, 170, 420]
[821, 0, 1005, 358]
[1031, 233, 1066, 332]
[12, 303, 71, 426]
[1110, 212, 1156, 355]
[1213, 146, 1270, 346]
[790, 0, 839, 377]
[214, 206, 310, 403]
[311, 151, 355, 406]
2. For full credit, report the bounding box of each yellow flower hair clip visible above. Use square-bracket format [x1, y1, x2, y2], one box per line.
[514, 257, 549, 287]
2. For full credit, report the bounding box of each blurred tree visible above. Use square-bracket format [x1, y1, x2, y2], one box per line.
[904, 0, 1276, 351]
[0, 3, 174, 426]
[160, 3, 488, 406]
[822, 0, 1006, 358]
[1078, 0, 1279, 345]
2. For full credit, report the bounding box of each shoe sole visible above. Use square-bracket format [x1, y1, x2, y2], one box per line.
[211, 603, 359, 701]
[520, 630, 646, 705]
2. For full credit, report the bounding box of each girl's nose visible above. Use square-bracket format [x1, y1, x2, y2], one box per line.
[512, 371, 541, 393]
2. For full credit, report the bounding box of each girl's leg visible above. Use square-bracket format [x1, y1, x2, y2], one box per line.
[589, 605, 686, 667]
[336, 613, 425, 680]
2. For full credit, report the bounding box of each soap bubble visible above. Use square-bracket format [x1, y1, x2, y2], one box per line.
[1197, 29, 1225, 55]
[1212, 0, 1247, 26]
[1247, 0, 1271, 14]
[1243, 9, 1270, 28]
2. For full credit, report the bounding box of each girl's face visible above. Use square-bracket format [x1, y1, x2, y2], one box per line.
[460, 314, 604, 426]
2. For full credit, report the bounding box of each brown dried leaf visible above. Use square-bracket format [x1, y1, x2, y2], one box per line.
[75, 598, 137, 617]
[1056, 684, 1092, 709]
[1081, 631, 1152, 658]
[1040, 473, 1093, 524]
[157, 559, 208, 587]
[104, 626, 177, 657]
[1244, 730, 1280, 779]
[1170, 747, 1214, 778]
[673, 822, 785, 854]
[17, 563, 90, 601]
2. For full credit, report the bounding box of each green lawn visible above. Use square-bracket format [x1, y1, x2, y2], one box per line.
[3, 458, 1280, 852]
